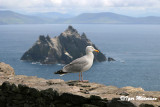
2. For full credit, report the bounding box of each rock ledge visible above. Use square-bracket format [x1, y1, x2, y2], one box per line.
[0, 62, 159, 107]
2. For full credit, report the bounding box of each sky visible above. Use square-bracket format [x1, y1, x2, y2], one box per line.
[0, 0, 160, 17]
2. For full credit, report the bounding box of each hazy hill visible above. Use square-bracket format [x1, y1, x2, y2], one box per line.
[133, 16, 160, 24]
[0, 10, 160, 24]
[0, 10, 47, 24]
[64, 12, 160, 24]
[64, 12, 135, 24]
[33, 12, 74, 19]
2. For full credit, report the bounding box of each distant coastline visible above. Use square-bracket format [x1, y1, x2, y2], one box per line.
[1, 10, 160, 24]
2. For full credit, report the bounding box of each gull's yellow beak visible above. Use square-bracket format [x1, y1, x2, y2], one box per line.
[94, 50, 99, 53]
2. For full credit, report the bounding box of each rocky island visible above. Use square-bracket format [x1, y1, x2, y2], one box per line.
[21, 26, 108, 64]
[0, 62, 160, 107]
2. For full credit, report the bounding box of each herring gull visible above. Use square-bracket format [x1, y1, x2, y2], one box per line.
[54, 46, 99, 82]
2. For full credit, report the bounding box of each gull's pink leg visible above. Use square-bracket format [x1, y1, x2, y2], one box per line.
[79, 72, 81, 82]
[81, 72, 83, 81]
[81, 72, 88, 82]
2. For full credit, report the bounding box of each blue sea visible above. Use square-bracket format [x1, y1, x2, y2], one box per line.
[0, 24, 160, 91]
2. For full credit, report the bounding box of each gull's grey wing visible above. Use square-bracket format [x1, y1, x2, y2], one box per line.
[63, 56, 88, 73]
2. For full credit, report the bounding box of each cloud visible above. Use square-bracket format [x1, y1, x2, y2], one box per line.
[0, 0, 160, 16]
[1, 0, 160, 8]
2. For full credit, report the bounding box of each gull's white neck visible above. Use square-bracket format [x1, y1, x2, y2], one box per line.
[86, 51, 94, 60]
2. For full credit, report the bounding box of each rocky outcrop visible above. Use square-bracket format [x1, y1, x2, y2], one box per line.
[0, 62, 160, 107]
[21, 25, 108, 64]
[0, 62, 15, 77]
[108, 57, 116, 61]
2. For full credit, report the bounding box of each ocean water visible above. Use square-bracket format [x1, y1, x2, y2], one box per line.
[0, 24, 160, 91]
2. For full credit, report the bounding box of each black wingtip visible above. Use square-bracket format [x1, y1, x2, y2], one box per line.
[54, 70, 66, 74]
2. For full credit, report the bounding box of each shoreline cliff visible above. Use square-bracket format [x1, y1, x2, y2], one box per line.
[0, 62, 160, 107]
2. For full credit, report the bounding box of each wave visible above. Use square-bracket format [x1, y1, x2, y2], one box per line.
[57, 63, 64, 66]
[31, 62, 41, 65]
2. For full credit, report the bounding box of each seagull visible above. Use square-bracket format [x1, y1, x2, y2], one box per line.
[54, 46, 99, 82]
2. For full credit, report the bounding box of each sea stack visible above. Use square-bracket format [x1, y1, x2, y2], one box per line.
[21, 25, 107, 64]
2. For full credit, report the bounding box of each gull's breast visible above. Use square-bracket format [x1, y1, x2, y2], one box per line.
[81, 57, 93, 72]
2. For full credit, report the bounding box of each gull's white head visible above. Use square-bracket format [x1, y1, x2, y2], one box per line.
[86, 46, 99, 54]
